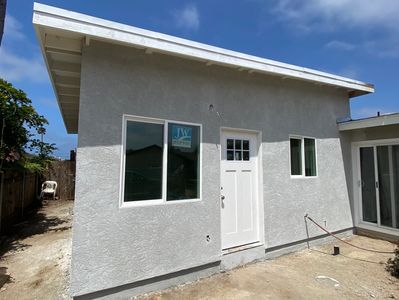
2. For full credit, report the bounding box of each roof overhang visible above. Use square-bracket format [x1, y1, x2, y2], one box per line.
[338, 113, 399, 131]
[33, 2, 375, 134]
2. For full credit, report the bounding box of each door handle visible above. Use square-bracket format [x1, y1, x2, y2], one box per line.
[221, 195, 225, 200]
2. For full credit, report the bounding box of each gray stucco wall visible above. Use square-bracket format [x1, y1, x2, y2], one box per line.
[71, 40, 354, 297]
[349, 124, 399, 142]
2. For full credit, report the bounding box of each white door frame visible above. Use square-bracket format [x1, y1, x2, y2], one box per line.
[352, 138, 399, 236]
[220, 127, 265, 252]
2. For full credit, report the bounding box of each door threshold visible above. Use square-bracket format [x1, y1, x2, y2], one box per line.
[222, 241, 263, 255]
[357, 223, 399, 237]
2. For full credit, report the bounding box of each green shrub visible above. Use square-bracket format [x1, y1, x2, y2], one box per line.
[386, 247, 399, 278]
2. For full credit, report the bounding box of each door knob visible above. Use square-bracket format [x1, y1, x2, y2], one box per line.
[221, 195, 225, 200]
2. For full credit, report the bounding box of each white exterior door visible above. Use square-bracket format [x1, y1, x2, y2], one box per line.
[221, 129, 259, 249]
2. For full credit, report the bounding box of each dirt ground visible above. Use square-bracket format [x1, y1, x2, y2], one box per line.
[140, 236, 399, 300]
[1, 201, 399, 300]
[0, 200, 72, 300]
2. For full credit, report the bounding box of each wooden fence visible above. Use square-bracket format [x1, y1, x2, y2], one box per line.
[0, 171, 40, 233]
[43, 160, 76, 201]
[0, 159, 76, 234]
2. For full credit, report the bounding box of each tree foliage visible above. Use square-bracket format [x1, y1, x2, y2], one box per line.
[0, 78, 56, 172]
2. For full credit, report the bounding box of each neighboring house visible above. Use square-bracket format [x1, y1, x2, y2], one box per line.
[33, 3, 399, 299]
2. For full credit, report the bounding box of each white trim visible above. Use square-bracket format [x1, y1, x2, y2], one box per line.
[219, 127, 265, 252]
[352, 138, 399, 236]
[352, 138, 399, 147]
[33, 3, 374, 95]
[221, 241, 264, 255]
[373, 146, 381, 226]
[289, 135, 318, 178]
[357, 222, 399, 237]
[338, 113, 399, 131]
[388, 146, 397, 228]
[120, 114, 202, 208]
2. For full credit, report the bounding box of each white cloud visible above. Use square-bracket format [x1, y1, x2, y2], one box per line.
[4, 14, 25, 40]
[325, 40, 355, 51]
[271, 0, 399, 32]
[266, 0, 399, 58]
[0, 48, 48, 83]
[0, 14, 48, 83]
[337, 67, 358, 79]
[173, 4, 200, 31]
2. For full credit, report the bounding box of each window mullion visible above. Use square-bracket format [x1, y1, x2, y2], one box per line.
[162, 121, 169, 203]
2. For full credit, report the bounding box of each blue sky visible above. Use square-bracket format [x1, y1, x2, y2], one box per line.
[1, 0, 398, 158]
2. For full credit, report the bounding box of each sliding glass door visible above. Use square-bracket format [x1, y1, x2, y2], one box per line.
[359, 144, 399, 229]
[360, 147, 377, 223]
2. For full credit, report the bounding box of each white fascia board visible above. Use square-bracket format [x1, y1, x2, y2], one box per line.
[338, 113, 399, 131]
[33, 3, 374, 96]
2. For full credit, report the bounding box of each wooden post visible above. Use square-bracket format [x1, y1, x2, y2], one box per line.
[0, 171, 4, 233]
[21, 171, 25, 217]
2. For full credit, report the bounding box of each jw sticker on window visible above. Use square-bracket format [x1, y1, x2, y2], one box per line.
[172, 125, 192, 148]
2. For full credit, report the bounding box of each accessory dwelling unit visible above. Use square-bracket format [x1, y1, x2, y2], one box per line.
[33, 3, 399, 299]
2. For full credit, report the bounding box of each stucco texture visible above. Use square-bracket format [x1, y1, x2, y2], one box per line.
[71, 40, 354, 297]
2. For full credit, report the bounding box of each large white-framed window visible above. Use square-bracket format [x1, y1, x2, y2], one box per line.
[289, 135, 317, 178]
[120, 115, 202, 207]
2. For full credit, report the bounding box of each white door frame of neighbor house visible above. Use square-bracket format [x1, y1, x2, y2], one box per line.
[352, 138, 399, 237]
[220, 128, 264, 250]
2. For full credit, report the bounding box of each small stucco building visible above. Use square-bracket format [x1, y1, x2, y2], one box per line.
[33, 3, 399, 299]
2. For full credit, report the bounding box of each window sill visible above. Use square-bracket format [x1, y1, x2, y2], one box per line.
[290, 175, 318, 179]
[120, 198, 202, 208]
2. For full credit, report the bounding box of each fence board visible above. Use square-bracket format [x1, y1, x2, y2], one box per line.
[43, 160, 76, 200]
[0, 159, 76, 234]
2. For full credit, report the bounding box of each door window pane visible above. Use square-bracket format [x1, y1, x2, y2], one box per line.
[235, 139, 242, 150]
[290, 138, 302, 175]
[227, 139, 234, 149]
[360, 147, 377, 223]
[304, 138, 317, 176]
[227, 150, 234, 161]
[235, 151, 242, 160]
[226, 139, 250, 162]
[124, 121, 163, 201]
[243, 140, 249, 150]
[243, 151, 250, 161]
[377, 146, 393, 227]
[167, 124, 200, 201]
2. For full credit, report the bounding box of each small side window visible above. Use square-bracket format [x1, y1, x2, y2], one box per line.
[290, 136, 317, 177]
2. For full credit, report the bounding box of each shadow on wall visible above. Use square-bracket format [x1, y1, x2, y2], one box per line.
[340, 131, 356, 226]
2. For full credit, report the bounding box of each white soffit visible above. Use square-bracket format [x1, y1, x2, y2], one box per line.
[338, 113, 399, 131]
[33, 2, 375, 134]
